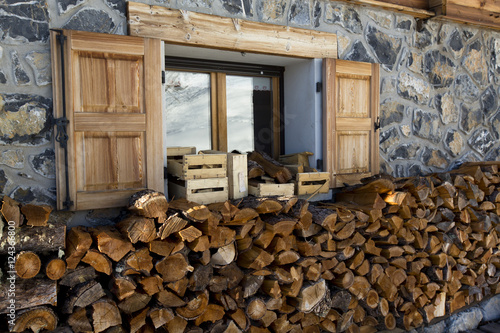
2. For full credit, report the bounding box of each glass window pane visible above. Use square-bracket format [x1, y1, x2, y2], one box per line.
[226, 76, 273, 154]
[164, 71, 211, 151]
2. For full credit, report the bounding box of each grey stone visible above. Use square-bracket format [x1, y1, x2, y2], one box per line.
[480, 295, 500, 321]
[480, 86, 498, 116]
[380, 99, 404, 128]
[336, 32, 351, 58]
[380, 77, 396, 94]
[446, 307, 483, 333]
[0, 0, 49, 43]
[412, 109, 442, 144]
[469, 128, 495, 156]
[421, 147, 449, 169]
[344, 40, 376, 63]
[312, 0, 321, 28]
[486, 147, 500, 161]
[57, 0, 86, 14]
[389, 143, 420, 161]
[397, 72, 431, 105]
[63, 9, 116, 34]
[493, 38, 500, 74]
[408, 164, 425, 177]
[491, 110, 500, 139]
[460, 104, 482, 134]
[366, 9, 393, 30]
[258, 0, 288, 22]
[10, 185, 56, 207]
[11, 51, 30, 86]
[289, 0, 310, 26]
[29, 149, 55, 179]
[25, 50, 51, 86]
[0, 94, 52, 145]
[324, 3, 362, 34]
[444, 129, 464, 157]
[407, 51, 423, 74]
[105, 0, 127, 16]
[366, 24, 402, 71]
[455, 74, 480, 104]
[0, 169, 7, 193]
[180, 0, 213, 7]
[463, 39, 489, 87]
[415, 26, 432, 49]
[462, 28, 477, 41]
[448, 28, 464, 59]
[0, 70, 7, 84]
[396, 18, 412, 31]
[424, 50, 455, 88]
[422, 319, 447, 333]
[0, 149, 24, 169]
[380, 127, 400, 153]
[435, 93, 458, 124]
[393, 164, 405, 177]
[223, 0, 245, 15]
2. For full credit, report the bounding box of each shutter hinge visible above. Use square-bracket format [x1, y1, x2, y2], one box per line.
[374, 116, 381, 131]
[54, 117, 70, 149]
[316, 82, 322, 93]
[317, 159, 323, 170]
[162, 71, 166, 84]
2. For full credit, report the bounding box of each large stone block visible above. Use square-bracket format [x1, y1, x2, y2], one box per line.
[412, 109, 442, 144]
[0, 0, 49, 43]
[29, 149, 55, 179]
[462, 39, 489, 87]
[10, 185, 56, 207]
[479, 294, 500, 322]
[446, 307, 483, 333]
[480, 86, 498, 116]
[12, 51, 30, 86]
[379, 127, 400, 153]
[324, 3, 362, 34]
[389, 143, 420, 161]
[366, 24, 402, 71]
[424, 50, 455, 88]
[0, 149, 24, 169]
[222, 0, 252, 16]
[491, 110, 500, 139]
[257, 0, 288, 22]
[25, 50, 51, 86]
[344, 40, 376, 63]
[63, 8, 116, 33]
[448, 28, 464, 59]
[421, 147, 449, 169]
[288, 0, 310, 26]
[468, 128, 495, 156]
[454, 73, 480, 104]
[435, 93, 458, 124]
[397, 72, 430, 105]
[380, 99, 404, 128]
[0, 94, 52, 146]
[459, 104, 483, 134]
[444, 129, 464, 157]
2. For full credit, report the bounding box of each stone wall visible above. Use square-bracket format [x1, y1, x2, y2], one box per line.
[1, 0, 499, 212]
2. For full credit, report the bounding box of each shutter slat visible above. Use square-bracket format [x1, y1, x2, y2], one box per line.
[74, 114, 146, 132]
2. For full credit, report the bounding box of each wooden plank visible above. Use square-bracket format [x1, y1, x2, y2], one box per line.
[128, 2, 337, 59]
[272, 76, 281, 160]
[323, 58, 336, 188]
[69, 30, 144, 55]
[74, 113, 146, 132]
[335, 0, 434, 18]
[227, 153, 248, 199]
[167, 147, 196, 159]
[215, 73, 227, 151]
[370, 63, 380, 182]
[168, 178, 228, 204]
[77, 189, 146, 210]
[0, 279, 57, 313]
[167, 154, 227, 180]
[377, 0, 429, 9]
[296, 172, 330, 195]
[248, 181, 294, 197]
[432, 0, 500, 30]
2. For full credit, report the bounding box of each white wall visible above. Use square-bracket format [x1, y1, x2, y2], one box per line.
[284, 59, 323, 169]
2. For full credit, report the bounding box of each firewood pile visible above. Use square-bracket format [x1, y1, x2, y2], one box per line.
[3, 161, 500, 332]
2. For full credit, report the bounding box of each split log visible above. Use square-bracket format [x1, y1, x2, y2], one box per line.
[158, 214, 188, 239]
[92, 299, 122, 333]
[91, 226, 134, 262]
[81, 249, 112, 275]
[176, 292, 209, 320]
[63, 280, 106, 314]
[45, 257, 66, 281]
[59, 266, 97, 289]
[128, 189, 169, 221]
[248, 160, 265, 179]
[290, 279, 328, 313]
[68, 307, 92, 333]
[149, 307, 175, 329]
[15, 251, 41, 279]
[20, 204, 52, 227]
[248, 151, 292, 184]
[0, 279, 57, 314]
[1, 195, 22, 227]
[65, 226, 92, 269]
[155, 252, 194, 282]
[117, 215, 156, 244]
[12, 306, 58, 333]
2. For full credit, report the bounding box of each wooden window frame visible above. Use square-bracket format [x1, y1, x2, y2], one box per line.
[165, 58, 284, 159]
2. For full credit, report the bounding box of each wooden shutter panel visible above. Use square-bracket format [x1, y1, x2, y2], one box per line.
[323, 59, 380, 187]
[51, 30, 163, 210]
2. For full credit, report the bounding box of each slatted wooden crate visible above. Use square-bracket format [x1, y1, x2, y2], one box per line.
[296, 172, 330, 195]
[166, 146, 196, 160]
[200, 150, 248, 200]
[248, 180, 294, 197]
[168, 178, 228, 204]
[167, 154, 227, 180]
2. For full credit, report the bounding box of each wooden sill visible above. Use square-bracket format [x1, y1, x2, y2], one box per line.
[334, 0, 435, 19]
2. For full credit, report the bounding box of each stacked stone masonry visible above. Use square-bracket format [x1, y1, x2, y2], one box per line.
[1, 0, 500, 213]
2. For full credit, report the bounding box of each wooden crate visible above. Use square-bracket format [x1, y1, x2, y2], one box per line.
[167, 154, 227, 180]
[200, 150, 248, 199]
[296, 172, 330, 195]
[168, 178, 228, 204]
[167, 146, 196, 160]
[248, 180, 294, 197]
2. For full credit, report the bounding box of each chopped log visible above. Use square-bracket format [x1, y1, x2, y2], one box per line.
[59, 266, 97, 288]
[12, 306, 58, 333]
[63, 280, 106, 314]
[118, 292, 152, 314]
[128, 189, 168, 221]
[169, 198, 212, 222]
[156, 252, 194, 283]
[149, 307, 175, 329]
[92, 299, 122, 333]
[21, 204, 52, 227]
[248, 160, 265, 179]
[15, 251, 41, 279]
[65, 226, 92, 269]
[178, 225, 203, 242]
[176, 292, 209, 320]
[166, 316, 188, 333]
[91, 226, 134, 262]
[139, 275, 163, 296]
[194, 304, 225, 326]
[0, 279, 57, 314]
[130, 307, 149, 333]
[237, 246, 274, 270]
[158, 214, 188, 239]
[211, 242, 237, 266]
[1, 195, 22, 227]
[81, 249, 112, 275]
[246, 298, 267, 321]
[119, 247, 154, 275]
[290, 279, 328, 313]
[248, 151, 292, 184]
[117, 215, 156, 244]
[45, 257, 66, 281]
[68, 307, 92, 333]
[156, 289, 187, 307]
[111, 275, 137, 301]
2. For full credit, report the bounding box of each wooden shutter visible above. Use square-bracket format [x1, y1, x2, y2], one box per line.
[50, 30, 163, 210]
[323, 59, 380, 187]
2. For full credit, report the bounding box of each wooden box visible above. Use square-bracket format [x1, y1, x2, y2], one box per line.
[167, 146, 196, 160]
[167, 154, 227, 180]
[168, 178, 228, 204]
[248, 180, 294, 197]
[296, 172, 330, 195]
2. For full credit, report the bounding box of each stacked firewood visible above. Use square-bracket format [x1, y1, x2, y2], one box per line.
[0, 196, 66, 332]
[5, 161, 500, 332]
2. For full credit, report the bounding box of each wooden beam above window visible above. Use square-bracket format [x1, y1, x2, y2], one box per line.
[430, 0, 500, 30]
[334, 0, 435, 18]
[128, 2, 337, 59]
